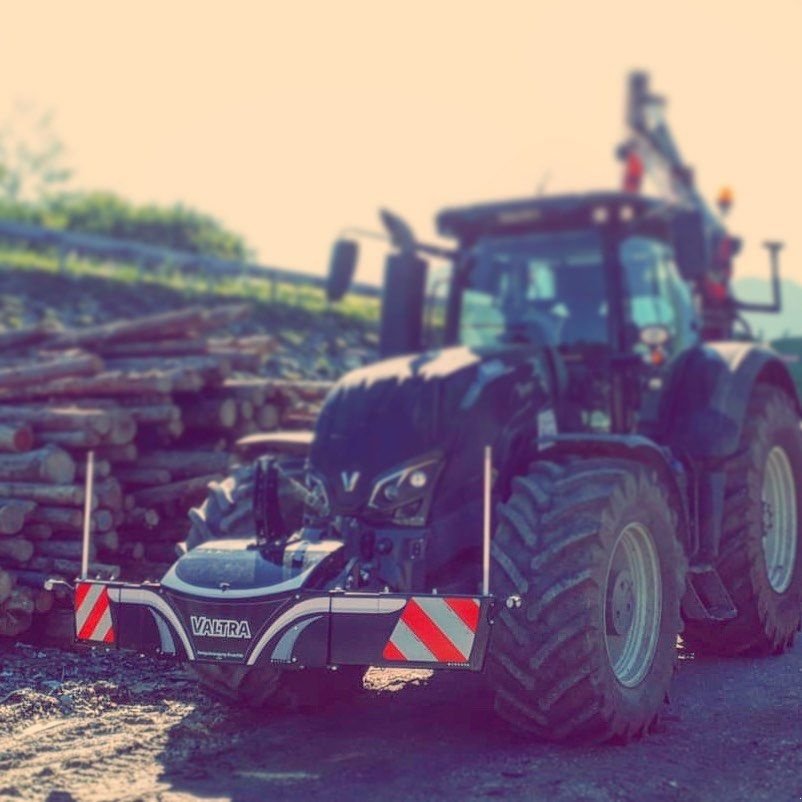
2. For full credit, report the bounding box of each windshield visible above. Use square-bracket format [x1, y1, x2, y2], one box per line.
[456, 231, 607, 348]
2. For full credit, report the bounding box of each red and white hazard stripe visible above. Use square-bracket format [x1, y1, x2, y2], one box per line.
[75, 582, 115, 643]
[382, 596, 480, 664]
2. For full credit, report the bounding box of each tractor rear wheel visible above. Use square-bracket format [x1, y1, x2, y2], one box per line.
[683, 384, 802, 655]
[487, 458, 686, 743]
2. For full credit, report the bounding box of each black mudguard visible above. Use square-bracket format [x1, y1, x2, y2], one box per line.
[647, 342, 800, 461]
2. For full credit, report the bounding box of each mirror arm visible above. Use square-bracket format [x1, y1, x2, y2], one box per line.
[339, 227, 456, 261]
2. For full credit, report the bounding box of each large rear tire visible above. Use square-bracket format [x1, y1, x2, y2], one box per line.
[683, 384, 802, 655]
[487, 458, 686, 743]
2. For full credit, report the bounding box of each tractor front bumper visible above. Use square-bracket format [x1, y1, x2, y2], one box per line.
[72, 580, 494, 671]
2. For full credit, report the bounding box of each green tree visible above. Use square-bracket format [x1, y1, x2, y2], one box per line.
[0, 102, 72, 201]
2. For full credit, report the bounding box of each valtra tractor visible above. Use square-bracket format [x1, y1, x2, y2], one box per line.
[66, 72, 802, 743]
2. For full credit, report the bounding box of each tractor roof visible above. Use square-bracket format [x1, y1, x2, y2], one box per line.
[436, 192, 671, 241]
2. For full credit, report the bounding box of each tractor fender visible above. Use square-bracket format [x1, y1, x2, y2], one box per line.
[531, 433, 691, 550]
[656, 342, 800, 461]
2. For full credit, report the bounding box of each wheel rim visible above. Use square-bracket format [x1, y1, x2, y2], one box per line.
[761, 445, 798, 594]
[604, 522, 662, 688]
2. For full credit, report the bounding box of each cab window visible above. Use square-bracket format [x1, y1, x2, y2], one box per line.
[620, 236, 696, 354]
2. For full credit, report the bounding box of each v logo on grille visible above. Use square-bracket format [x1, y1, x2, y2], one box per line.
[341, 471, 360, 492]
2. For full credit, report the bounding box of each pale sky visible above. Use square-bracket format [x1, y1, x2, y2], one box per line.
[1, 1, 800, 284]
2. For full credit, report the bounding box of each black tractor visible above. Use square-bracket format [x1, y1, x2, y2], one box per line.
[75, 73, 802, 743]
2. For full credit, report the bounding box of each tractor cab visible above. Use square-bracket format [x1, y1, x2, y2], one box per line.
[436, 192, 700, 433]
[328, 192, 704, 436]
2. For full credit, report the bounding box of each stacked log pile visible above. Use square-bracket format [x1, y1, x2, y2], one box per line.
[0, 306, 332, 639]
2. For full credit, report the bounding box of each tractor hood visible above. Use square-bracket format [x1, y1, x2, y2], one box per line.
[309, 345, 552, 521]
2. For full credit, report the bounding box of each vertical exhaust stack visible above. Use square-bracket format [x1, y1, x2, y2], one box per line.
[379, 252, 427, 357]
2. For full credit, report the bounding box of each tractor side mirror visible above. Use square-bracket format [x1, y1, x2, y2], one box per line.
[326, 239, 359, 302]
[671, 211, 709, 280]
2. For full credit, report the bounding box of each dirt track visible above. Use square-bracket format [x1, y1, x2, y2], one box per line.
[1, 639, 802, 802]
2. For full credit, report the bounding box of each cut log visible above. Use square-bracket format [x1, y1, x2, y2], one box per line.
[163, 369, 205, 393]
[95, 443, 138, 463]
[115, 468, 172, 486]
[0, 423, 34, 453]
[46, 306, 208, 348]
[205, 349, 264, 372]
[119, 541, 145, 561]
[209, 334, 277, 355]
[76, 458, 111, 480]
[0, 324, 53, 352]
[0, 354, 102, 390]
[7, 569, 51, 590]
[106, 411, 138, 445]
[237, 401, 254, 422]
[135, 449, 230, 478]
[97, 337, 209, 357]
[0, 371, 173, 401]
[28, 506, 112, 532]
[100, 355, 213, 371]
[0, 568, 14, 604]
[95, 530, 119, 553]
[137, 420, 184, 446]
[0, 482, 87, 506]
[28, 506, 81, 529]
[256, 403, 281, 431]
[181, 398, 237, 429]
[0, 538, 34, 563]
[123, 507, 160, 529]
[0, 500, 36, 536]
[94, 478, 123, 511]
[216, 379, 269, 406]
[104, 355, 231, 379]
[36, 429, 103, 448]
[271, 379, 333, 403]
[0, 446, 76, 484]
[35, 540, 96, 561]
[131, 474, 223, 507]
[121, 405, 181, 425]
[200, 303, 252, 330]
[281, 409, 319, 429]
[24, 523, 53, 541]
[0, 405, 113, 435]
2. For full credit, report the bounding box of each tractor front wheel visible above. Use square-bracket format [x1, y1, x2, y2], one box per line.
[190, 663, 366, 710]
[487, 458, 686, 743]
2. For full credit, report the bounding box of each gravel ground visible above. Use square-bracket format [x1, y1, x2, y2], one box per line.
[1, 638, 801, 802]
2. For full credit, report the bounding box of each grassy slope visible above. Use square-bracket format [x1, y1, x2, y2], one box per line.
[0, 246, 378, 345]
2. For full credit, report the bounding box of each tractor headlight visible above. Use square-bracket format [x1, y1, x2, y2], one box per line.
[368, 456, 443, 526]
